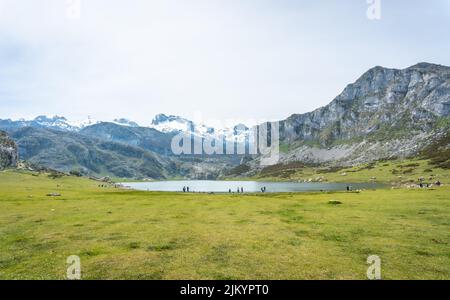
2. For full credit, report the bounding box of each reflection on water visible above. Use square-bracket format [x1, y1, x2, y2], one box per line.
[121, 180, 384, 193]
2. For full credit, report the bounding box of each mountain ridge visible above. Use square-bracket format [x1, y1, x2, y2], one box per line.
[240, 62, 450, 173]
[1, 62, 449, 178]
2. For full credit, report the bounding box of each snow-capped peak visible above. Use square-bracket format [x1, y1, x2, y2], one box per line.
[149, 113, 250, 143]
[150, 114, 194, 133]
[113, 118, 140, 127]
[32, 115, 78, 131]
[7, 115, 101, 131]
[66, 116, 99, 130]
[3, 114, 250, 143]
[34, 115, 68, 123]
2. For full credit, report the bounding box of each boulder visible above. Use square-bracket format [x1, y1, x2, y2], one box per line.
[0, 131, 18, 169]
[328, 200, 343, 205]
[46, 193, 62, 197]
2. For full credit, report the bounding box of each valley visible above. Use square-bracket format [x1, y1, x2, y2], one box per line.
[1, 0, 449, 285]
[0, 62, 449, 280]
[0, 170, 448, 279]
[1, 63, 449, 180]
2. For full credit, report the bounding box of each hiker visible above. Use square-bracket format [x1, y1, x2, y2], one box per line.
[241, 187, 244, 193]
[346, 186, 350, 191]
[237, 187, 240, 193]
[229, 189, 232, 193]
[187, 186, 190, 192]
[261, 187, 264, 193]
[183, 186, 186, 193]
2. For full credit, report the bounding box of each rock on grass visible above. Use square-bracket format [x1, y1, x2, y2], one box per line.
[328, 200, 342, 205]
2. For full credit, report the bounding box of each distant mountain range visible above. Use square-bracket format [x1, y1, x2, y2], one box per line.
[0, 114, 246, 179]
[0, 115, 98, 132]
[1, 62, 449, 179]
[0, 113, 250, 142]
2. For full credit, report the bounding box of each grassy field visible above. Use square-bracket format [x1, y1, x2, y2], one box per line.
[0, 170, 449, 279]
[253, 158, 450, 184]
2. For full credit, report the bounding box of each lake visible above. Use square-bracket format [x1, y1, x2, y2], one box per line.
[121, 180, 385, 193]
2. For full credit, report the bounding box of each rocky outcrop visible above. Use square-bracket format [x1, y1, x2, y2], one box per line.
[274, 63, 450, 166]
[0, 131, 18, 169]
[281, 63, 450, 144]
[1, 63, 449, 177]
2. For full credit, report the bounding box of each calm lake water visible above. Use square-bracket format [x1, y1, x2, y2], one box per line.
[121, 180, 384, 193]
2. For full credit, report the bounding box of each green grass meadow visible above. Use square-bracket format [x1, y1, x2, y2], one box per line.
[252, 158, 449, 184]
[0, 170, 449, 279]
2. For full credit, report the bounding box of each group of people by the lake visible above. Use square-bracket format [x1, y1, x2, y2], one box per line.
[182, 186, 268, 193]
[98, 184, 120, 188]
[418, 181, 441, 188]
[229, 187, 244, 193]
[417, 176, 442, 188]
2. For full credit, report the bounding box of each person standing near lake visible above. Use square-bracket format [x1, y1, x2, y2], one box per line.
[241, 187, 244, 193]
[183, 186, 186, 193]
[187, 186, 190, 192]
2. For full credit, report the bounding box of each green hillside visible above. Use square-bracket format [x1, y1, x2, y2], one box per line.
[252, 158, 450, 185]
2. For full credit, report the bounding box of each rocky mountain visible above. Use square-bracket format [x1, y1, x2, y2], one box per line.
[0, 115, 99, 132]
[1, 114, 250, 145]
[80, 122, 175, 155]
[6, 126, 173, 178]
[79, 121, 242, 173]
[1, 62, 448, 178]
[282, 63, 449, 142]
[243, 63, 450, 173]
[0, 131, 18, 169]
[150, 114, 194, 133]
[113, 118, 140, 127]
[150, 113, 250, 143]
[0, 123, 240, 179]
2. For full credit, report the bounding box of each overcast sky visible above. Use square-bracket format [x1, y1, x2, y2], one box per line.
[0, 0, 449, 125]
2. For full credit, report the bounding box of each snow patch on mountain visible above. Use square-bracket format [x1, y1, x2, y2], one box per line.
[33, 115, 78, 131]
[150, 114, 250, 143]
[2, 113, 250, 143]
[112, 118, 140, 127]
[1, 116, 100, 132]
[150, 114, 193, 133]
[66, 117, 100, 130]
